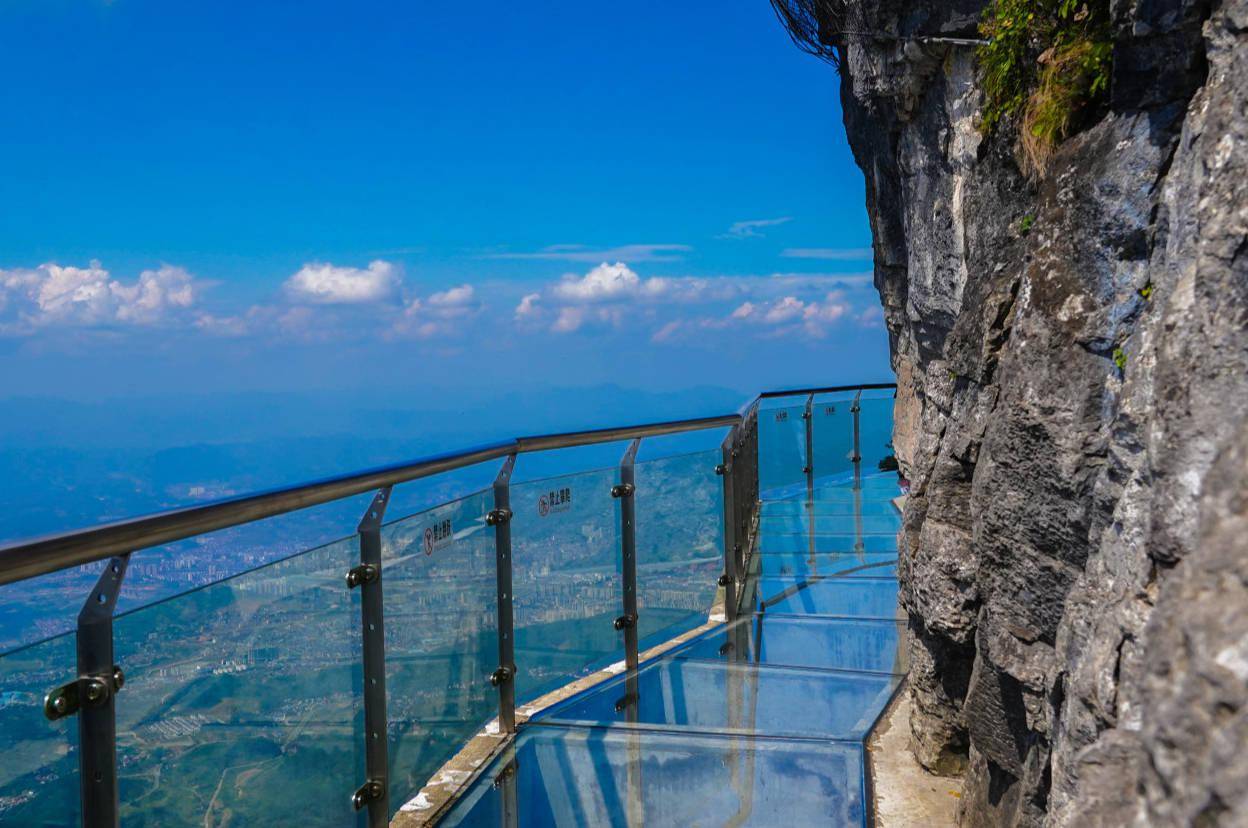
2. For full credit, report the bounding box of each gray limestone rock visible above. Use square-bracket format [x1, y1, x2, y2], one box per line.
[784, 0, 1248, 821]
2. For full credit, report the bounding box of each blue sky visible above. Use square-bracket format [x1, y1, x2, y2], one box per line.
[0, 0, 885, 400]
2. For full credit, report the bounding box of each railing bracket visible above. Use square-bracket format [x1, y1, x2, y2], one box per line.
[613, 613, 637, 631]
[613, 692, 638, 713]
[345, 563, 379, 589]
[351, 779, 385, 811]
[44, 667, 124, 722]
[492, 761, 518, 789]
[610, 483, 635, 499]
[486, 508, 512, 526]
[717, 574, 733, 588]
[714, 463, 727, 475]
[490, 666, 513, 687]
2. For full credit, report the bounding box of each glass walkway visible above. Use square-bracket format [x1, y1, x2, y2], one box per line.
[0, 384, 900, 828]
[437, 470, 905, 826]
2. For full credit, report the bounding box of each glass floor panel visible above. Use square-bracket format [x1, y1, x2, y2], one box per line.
[532, 657, 901, 742]
[675, 616, 909, 675]
[759, 513, 901, 535]
[760, 499, 900, 517]
[437, 477, 905, 827]
[758, 551, 898, 578]
[758, 533, 898, 554]
[440, 727, 867, 827]
[757, 577, 902, 619]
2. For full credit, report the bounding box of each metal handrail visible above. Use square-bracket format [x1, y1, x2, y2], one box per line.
[757, 381, 896, 399]
[0, 383, 893, 588]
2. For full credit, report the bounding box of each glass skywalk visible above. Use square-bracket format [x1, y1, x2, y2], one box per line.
[442, 471, 904, 827]
[0, 383, 899, 827]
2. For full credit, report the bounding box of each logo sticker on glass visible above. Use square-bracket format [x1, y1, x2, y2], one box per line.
[423, 518, 454, 556]
[538, 486, 572, 517]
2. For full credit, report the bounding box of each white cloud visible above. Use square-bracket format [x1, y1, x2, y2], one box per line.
[194, 312, 250, 337]
[0, 261, 202, 334]
[390, 285, 482, 340]
[552, 307, 585, 333]
[857, 305, 885, 328]
[483, 244, 691, 263]
[284, 260, 398, 304]
[717, 217, 792, 240]
[553, 262, 647, 302]
[722, 291, 851, 338]
[650, 320, 682, 343]
[111, 266, 198, 324]
[780, 247, 873, 261]
[515, 293, 541, 319]
[428, 284, 475, 307]
[764, 296, 806, 324]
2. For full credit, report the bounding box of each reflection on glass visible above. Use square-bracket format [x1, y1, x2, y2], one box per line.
[812, 393, 855, 483]
[382, 490, 498, 812]
[510, 467, 622, 703]
[761, 499, 899, 517]
[441, 727, 866, 827]
[536, 657, 901, 742]
[679, 615, 909, 675]
[112, 537, 361, 827]
[857, 396, 896, 473]
[759, 551, 898, 578]
[759, 513, 902, 536]
[759, 534, 898, 554]
[758, 577, 903, 619]
[0, 632, 79, 826]
[633, 450, 722, 652]
[757, 402, 807, 498]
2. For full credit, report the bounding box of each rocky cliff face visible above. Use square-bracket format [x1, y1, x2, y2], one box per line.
[825, 0, 1247, 823]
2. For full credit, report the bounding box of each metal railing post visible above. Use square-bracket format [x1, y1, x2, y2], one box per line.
[44, 554, 130, 828]
[492, 747, 519, 828]
[802, 392, 815, 500]
[852, 390, 865, 553]
[741, 406, 760, 577]
[614, 439, 641, 680]
[488, 455, 518, 734]
[718, 428, 739, 623]
[348, 487, 391, 824]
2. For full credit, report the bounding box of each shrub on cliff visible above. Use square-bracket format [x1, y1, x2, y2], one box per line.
[978, 0, 1112, 176]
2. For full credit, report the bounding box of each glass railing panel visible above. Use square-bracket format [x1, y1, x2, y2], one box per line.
[111, 536, 361, 827]
[758, 577, 903, 619]
[381, 489, 497, 814]
[760, 512, 901, 535]
[677, 615, 909, 675]
[857, 392, 896, 474]
[633, 449, 722, 652]
[509, 466, 622, 703]
[533, 658, 901, 742]
[757, 401, 807, 499]
[440, 727, 866, 827]
[761, 499, 900, 517]
[811, 392, 856, 483]
[759, 551, 898, 578]
[812, 476, 904, 502]
[0, 631, 79, 826]
[758, 533, 898, 554]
